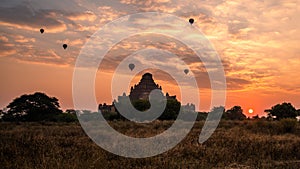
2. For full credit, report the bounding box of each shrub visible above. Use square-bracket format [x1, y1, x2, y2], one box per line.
[56, 113, 78, 122]
[278, 118, 297, 133]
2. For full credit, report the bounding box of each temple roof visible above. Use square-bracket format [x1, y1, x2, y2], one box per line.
[129, 73, 161, 100]
[142, 73, 152, 78]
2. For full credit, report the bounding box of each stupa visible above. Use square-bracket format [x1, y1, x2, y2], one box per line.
[99, 73, 177, 113]
[126, 73, 176, 101]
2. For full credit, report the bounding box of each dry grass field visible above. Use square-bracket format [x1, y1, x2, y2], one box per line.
[1, 120, 300, 169]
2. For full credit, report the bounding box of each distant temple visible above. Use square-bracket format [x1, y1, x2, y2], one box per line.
[99, 73, 194, 113]
[98, 103, 115, 113]
[127, 73, 176, 101]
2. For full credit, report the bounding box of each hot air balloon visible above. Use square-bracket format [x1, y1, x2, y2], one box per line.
[129, 63, 135, 71]
[63, 44, 68, 49]
[40, 28, 44, 34]
[184, 69, 189, 74]
[189, 18, 194, 25]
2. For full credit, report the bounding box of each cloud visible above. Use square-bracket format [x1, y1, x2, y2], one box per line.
[0, 45, 16, 57]
[97, 6, 127, 24]
[226, 77, 251, 90]
[93, 33, 226, 90]
[228, 16, 249, 37]
[0, 5, 67, 33]
[0, 34, 16, 57]
[0, 35, 9, 42]
[66, 11, 97, 22]
[0, 0, 299, 94]
[56, 38, 84, 46]
[13, 35, 36, 43]
[120, 0, 179, 13]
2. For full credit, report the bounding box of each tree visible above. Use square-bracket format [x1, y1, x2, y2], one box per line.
[132, 100, 151, 111]
[264, 102, 297, 120]
[113, 98, 181, 121]
[196, 112, 208, 121]
[2, 92, 62, 122]
[223, 106, 246, 120]
[0, 109, 3, 121]
[252, 114, 260, 119]
[56, 113, 78, 122]
[66, 109, 76, 114]
[159, 99, 181, 120]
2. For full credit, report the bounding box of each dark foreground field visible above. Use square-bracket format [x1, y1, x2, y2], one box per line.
[1, 120, 300, 169]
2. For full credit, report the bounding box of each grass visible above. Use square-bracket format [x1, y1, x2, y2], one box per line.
[0, 120, 300, 169]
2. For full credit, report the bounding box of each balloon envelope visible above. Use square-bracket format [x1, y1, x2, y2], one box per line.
[63, 44, 68, 49]
[129, 63, 135, 71]
[189, 18, 194, 25]
[184, 69, 189, 74]
[40, 28, 44, 34]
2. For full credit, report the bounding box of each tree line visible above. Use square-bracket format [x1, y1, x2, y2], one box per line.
[0, 92, 299, 122]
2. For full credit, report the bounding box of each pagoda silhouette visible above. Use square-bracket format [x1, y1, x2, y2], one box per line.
[128, 73, 176, 101]
[98, 73, 194, 114]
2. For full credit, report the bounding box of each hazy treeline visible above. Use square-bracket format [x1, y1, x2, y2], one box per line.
[0, 92, 299, 122]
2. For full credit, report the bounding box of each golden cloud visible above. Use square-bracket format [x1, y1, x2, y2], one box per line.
[66, 11, 97, 22]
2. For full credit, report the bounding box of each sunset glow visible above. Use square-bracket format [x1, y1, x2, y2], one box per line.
[1, 0, 300, 117]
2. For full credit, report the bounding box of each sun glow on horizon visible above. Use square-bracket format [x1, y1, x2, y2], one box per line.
[248, 108, 254, 114]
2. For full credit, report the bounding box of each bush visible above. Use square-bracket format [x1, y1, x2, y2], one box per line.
[56, 113, 78, 122]
[265, 102, 297, 120]
[278, 118, 297, 133]
[4, 92, 63, 122]
[249, 118, 298, 134]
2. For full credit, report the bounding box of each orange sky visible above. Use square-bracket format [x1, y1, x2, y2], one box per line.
[1, 0, 300, 117]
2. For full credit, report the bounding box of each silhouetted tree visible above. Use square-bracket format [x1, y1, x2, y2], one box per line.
[252, 114, 260, 119]
[66, 109, 76, 114]
[0, 109, 3, 121]
[56, 113, 78, 122]
[207, 106, 225, 121]
[132, 100, 151, 111]
[264, 102, 297, 120]
[113, 98, 181, 121]
[159, 99, 181, 120]
[224, 106, 246, 120]
[196, 112, 208, 121]
[2, 92, 62, 122]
